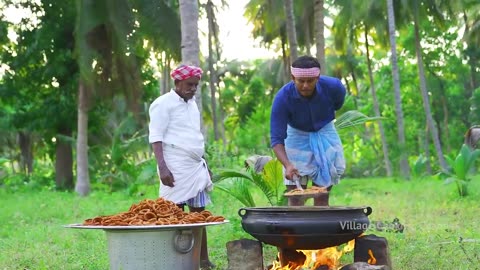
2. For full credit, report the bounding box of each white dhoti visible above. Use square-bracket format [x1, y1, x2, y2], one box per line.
[158, 143, 213, 204]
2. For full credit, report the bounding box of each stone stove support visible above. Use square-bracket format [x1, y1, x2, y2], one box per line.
[226, 234, 391, 270]
[226, 239, 264, 270]
[354, 234, 392, 269]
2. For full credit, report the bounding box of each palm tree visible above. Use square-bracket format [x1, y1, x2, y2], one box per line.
[332, 0, 394, 176]
[284, 0, 298, 62]
[244, 0, 288, 79]
[411, 0, 448, 171]
[244, 0, 317, 81]
[386, 0, 411, 178]
[205, 0, 221, 140]
[314, 0, 326, 72]
[364, 27, 393, 177]
[179, 0, 202, 114]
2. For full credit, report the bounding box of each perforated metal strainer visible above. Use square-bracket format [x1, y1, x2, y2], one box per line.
[65, 221, 228, 270]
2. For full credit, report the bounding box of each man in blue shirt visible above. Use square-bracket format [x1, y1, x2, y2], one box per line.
[270, 55, 347, 206]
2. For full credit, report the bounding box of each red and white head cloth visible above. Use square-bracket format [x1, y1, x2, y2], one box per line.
[290, 66, 320, 78]
[170, 65, 203, 81]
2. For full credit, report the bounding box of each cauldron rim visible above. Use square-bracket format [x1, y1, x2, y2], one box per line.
[239, 205, 372, 214]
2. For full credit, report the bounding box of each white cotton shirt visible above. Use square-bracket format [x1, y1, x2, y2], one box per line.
[148, 90, 204, 149]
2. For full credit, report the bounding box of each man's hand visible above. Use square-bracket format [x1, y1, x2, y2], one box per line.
[158, 165, 175, 187]
[285, 163, 300, 180]
[273, 144, 300, 180]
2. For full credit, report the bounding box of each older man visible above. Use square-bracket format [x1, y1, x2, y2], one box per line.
[270, 55, 346, 206]
[148, 64, 214, 269]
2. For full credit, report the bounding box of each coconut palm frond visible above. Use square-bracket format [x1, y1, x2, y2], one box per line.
[215, 179, 256, 207]
[212, 170, 253, 183]
[214, 168, 279, 206]
[335, 110, 384, 130]
[262, 159, 286, 205]
[247, 171, 277, 206]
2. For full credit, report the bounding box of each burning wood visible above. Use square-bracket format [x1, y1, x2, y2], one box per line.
[367, 249, 376, 265]
[269, 239, 355, 270]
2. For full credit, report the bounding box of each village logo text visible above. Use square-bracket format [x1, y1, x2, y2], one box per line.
[339, 221, 404, 232]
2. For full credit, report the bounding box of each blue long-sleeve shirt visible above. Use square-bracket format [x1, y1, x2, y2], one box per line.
[270, 76, 346, 147]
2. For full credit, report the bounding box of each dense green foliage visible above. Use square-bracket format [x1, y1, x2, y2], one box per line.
[1, 1, 480, 191]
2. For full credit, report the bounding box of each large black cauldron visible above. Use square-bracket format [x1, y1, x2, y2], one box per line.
[238, 206, 372, 250]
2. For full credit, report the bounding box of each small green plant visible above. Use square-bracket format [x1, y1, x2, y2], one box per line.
[438, 144, 480, 196]
[411, 154, 428, 178]
[212, 159, 286, 206]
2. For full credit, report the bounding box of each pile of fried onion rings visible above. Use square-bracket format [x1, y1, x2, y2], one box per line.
[83, 197, 225, 226]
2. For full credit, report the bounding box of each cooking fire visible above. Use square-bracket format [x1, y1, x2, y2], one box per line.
[237, 206, 391, 269]
[270, 239, 356, 270]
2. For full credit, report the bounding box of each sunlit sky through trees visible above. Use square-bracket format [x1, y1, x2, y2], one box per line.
[198, 0, 277, 61]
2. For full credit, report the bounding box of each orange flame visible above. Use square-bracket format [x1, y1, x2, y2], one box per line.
[367, 249, 377, 265]
[270, 239, 355, 270]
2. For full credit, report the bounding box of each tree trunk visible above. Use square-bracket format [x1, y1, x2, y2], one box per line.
[6, 136, 17, 174]
[423, 123, 432, 174]
[463, 11, 479, 100]
[413, 2, 448, 172]
[284, 0, 298, 62]
[349, 65, 360, 95]
[75, 80, 90, 196]
[441, 95, 450, 153]
[314, 0, 326, 73]
[17, 131, 33, 175]
[343, 77, 358, 109]
[303, 12, 311, 56]
[161, 55, 171, 95]
[467, 49, 478, 95]
[55, 128, 74, 190]
[386, 0, 410, 179]
[347, 66, 360, 111]
[207, 0, 219, 141]
[217, 81, 227, 148]
[426, 64, 451, 154]
[364, 29, 393, 177]
[281, 36, 289, 83]
[179, 0, 202, 114]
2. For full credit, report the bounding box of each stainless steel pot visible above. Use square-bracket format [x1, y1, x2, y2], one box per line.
[238, 206, 372, 250]
[105, 228, 202, 270]
[65, 221, 228, 270]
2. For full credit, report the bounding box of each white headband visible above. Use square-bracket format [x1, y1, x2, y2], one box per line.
[290, 67, 320, 78]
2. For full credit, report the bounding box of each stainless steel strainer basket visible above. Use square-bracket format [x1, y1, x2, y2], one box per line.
[106, 228, 202, 270]
[65, 221, 228, 270]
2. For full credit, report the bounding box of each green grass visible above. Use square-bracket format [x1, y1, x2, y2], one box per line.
[0, 176, 479, 270]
